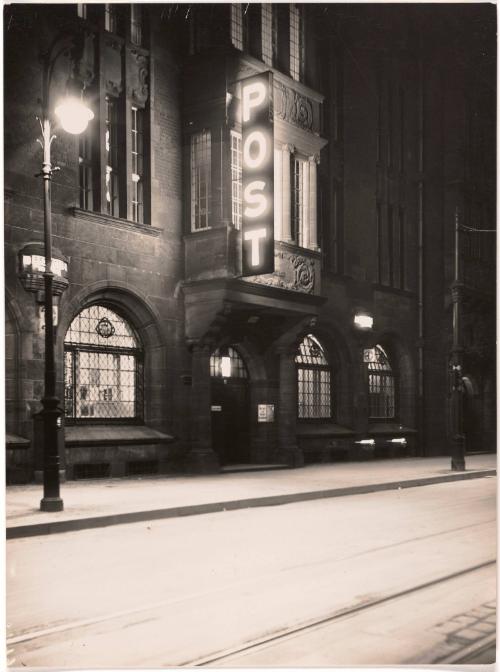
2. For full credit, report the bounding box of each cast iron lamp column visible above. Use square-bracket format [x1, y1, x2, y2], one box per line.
[450, 208, 466, 471]
[449, 208, 496, 472]
[36, 36, 93, 511]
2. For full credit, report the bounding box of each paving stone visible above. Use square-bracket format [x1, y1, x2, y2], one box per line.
[434, 621, 462, 635]
[449, 615, 480, 628]
[470, 621, 496, 634]
[450, 628, 484, 643]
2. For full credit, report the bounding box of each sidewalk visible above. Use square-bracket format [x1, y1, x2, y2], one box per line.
[6, 454, 496, 539]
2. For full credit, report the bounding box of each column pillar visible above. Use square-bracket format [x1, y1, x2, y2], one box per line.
[281, 144, 293, 242]
[309, 154, 319, 250]
[277, 347, 304, 467]
[186, 343, 220, 473]
[302, 159, 310, 249]
[274, 147, 283, 241]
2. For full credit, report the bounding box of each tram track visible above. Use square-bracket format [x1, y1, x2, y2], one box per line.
[185, 559, 496, 667]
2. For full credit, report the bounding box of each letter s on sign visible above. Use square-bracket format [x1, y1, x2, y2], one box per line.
[244, 181, 267, 218]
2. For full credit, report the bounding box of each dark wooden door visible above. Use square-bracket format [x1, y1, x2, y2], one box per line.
[211, 379, 250, 465]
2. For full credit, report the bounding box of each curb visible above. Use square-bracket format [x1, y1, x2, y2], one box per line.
[6, 468, 496, 540]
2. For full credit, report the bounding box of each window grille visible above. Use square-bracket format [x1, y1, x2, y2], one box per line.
[231, 4, 244, 50]
[290, 5, 304, 82]
[105, 97, 119, 216]
[131, 106, 144, 223]
[367, 345, 395, 418]
[231, 131, 242, 229]
[261, 4, 274, 66]
[130, 4, 143, 46]
[78, 130, 93, 210]
[64, 306, 143, 421]
[292, 157, 305, 245]
[210, 347, 248, 379]
[191, 131, 211, 231]
[296, 334, 332, 419]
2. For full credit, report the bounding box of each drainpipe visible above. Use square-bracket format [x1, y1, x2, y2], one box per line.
[417, 45, 425, 457]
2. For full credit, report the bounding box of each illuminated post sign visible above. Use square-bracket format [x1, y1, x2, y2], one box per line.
[241, 72, 274, 276]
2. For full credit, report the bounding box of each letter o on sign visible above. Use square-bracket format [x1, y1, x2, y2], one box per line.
[243, 130, 268, 169]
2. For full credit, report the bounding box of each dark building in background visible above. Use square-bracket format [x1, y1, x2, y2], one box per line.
[4, 3, 495, 483]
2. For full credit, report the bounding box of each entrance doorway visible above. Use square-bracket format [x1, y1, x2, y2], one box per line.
[210, 346, 250, 465]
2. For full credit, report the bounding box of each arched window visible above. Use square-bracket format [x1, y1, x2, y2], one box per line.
[366, 345, 395, 418]
[64, 305, 143, 421]
[296, 334, 331, 419]
[210, 346, 248, 379]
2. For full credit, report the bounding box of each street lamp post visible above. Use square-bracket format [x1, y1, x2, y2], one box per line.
[450, 208, 466, 471]
[449, 208, 495, 472]
[35, 34, 93, 511]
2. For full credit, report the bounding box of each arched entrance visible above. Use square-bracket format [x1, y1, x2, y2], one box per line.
[210, 346, 250, 465]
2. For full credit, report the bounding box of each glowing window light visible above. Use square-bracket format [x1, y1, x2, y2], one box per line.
[390, 438, 407, 444]
[355, 439, 375, 445]
[221, 356, 232, 378]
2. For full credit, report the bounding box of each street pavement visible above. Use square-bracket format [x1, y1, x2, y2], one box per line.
[6, 476, 496, 668]
[6, 453, 496, 537]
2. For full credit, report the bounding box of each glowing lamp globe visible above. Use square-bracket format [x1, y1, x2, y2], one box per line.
[55, 97, 94, 135]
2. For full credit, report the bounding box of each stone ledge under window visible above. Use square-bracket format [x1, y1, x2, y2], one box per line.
[297, 423, 354, 438]
[6, 434, 31, 450]
[65, 425, 175, 447]
[367, 423, 417, 436]
[72, 208, 162, 238]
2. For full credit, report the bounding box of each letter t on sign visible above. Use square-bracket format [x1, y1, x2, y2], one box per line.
[244, 229, 267, 267]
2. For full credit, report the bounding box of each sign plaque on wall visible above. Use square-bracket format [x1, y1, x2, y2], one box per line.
[241, 71, 274, 277]
[258, 404, 275, 423]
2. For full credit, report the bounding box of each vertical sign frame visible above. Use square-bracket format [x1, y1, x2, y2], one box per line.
[241, 71, 274, 276]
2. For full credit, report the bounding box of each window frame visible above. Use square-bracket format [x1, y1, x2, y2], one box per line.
[64, 305, 144, 425]
[190, 130, 212, 232]
[366, 345, 397, 420]
[230, 130, 242, 230]
[296, 334, 333, 421]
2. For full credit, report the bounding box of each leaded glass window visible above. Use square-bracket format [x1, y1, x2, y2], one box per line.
[210, 347, 248, 379]
[366, 345, 395, 418]
[231, 131, 242, 229]
[296, 335, 332, 419]
[191, 130, 211, 231]
[64, 306, 143, 421]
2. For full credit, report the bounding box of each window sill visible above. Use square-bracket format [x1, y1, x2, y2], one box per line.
[71, 208, 162, 238]
[297, 422, 354, 438]
[65, 424, 175, 447]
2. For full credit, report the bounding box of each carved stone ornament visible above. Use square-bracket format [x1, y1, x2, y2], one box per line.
[128, 49, 149, 107]
[274, 80, 314, 132]
[245, 251, 315, 294]
[103, 36, 123, 96]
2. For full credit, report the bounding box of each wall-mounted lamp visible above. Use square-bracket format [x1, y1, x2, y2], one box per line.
[354, 314, 374, 330]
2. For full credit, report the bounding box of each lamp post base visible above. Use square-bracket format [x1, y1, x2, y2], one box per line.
[451, 457, 466, 471]
[40, 497, 64, 512]
[451, 433, 466, 471]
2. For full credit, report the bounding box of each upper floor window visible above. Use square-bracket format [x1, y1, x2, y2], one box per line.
[291, 156, 307, 246]
[131, 106, 144, 224]
[289, 5, 304, 82]
[105, 96, 120, 217]
[261, 4, 276, 67]
[64, 305, 143, 421]
[77, 3, 87, 20]
[231, 131, 242, 229]
[104, 3, 117, 33]
[231, 3, 244, 50]
[366, 345, 395, 419]
[77, 5, 150, 223]
[296, 334, 332, 419]
[130, 4, 143, 45]
[191, 130, 212, 231]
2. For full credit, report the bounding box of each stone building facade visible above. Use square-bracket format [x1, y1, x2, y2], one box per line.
[4, 3, 495, 483]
